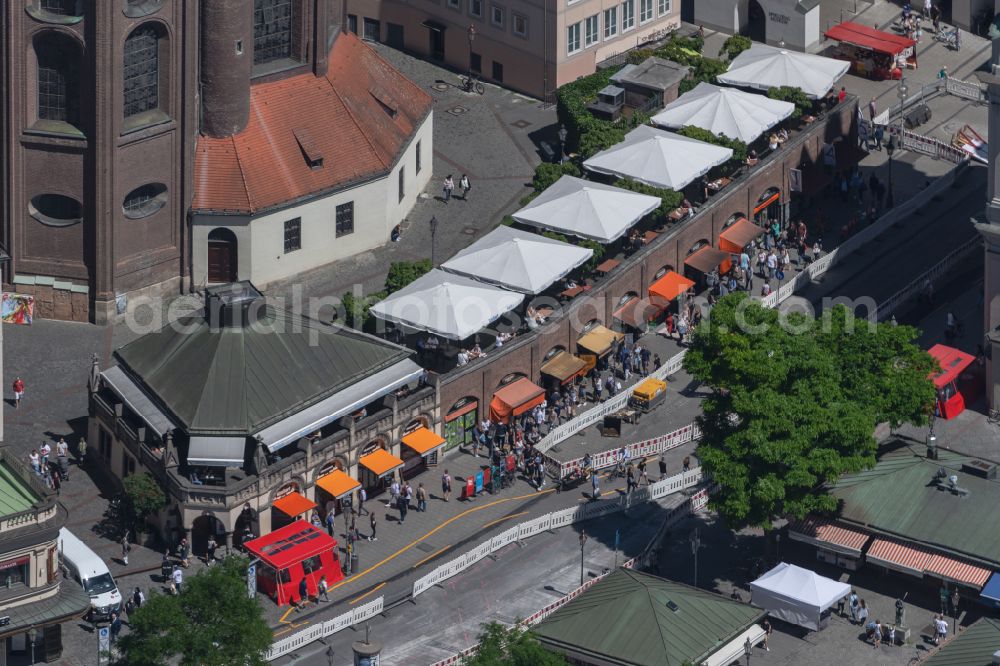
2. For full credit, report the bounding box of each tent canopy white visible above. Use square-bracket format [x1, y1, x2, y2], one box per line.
[441, 226, 592, 294]
[583, 125, 733, 191]
[511, 175, 660, 243]
[370, 269, 524, 341]
[651, 82, 796, 143]
[718, 44, 850, 99]
[749, 562, 851, 631]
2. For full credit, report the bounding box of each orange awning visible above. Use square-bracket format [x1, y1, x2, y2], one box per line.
[401, 427, 446, 456]
[867, 538, 933, 576]
[540, 351, 588, 384]
[489, 377, 546, 424]
[613, 298, 661, 329]
[316, 470, 361, 499]
[648, 271, 695, 303]
[684, 246, 731, 274]
[788, 518, 870, 555]
[718, 218, 764, 254]
[925, 554, 992, 588]
[272, 491, 317, 518]
[754, 192, 780, 214]
[359, 449, 405, 478]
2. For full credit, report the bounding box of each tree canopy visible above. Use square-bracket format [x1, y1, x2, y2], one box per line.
[683, 294, 936, 529]
[385, 259, 433, 294]
[719, 35, 753, 60]
[122, 472, 166, 534]
[463, 622, 567, 666]
[114, 556, 272, 666]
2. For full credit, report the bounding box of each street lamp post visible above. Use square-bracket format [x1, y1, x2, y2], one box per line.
[885, 135, 895, 209]
[28, 627, 37, 665]
[557, 124, 568, 164]
[579, 531, 588, 586]
[467, 25, 476, 80]
[744, 636, 752, 665]
[690, 528, 701, 588]
[951, 589, 960, 634]
[776, 533, 781, 563]
[429, 216, 438, 267]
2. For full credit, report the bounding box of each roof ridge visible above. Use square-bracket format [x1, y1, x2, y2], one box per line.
[229, 134, 254, 213]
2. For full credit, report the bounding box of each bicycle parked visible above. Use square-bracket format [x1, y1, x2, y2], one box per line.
[935, 27, 961, 51]
[460, 73, 485, 95]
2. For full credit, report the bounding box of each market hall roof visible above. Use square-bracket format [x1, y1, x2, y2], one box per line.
[830, 446, 1000, 568]
[534, 568, 765, 666]
[192, 32, 433, 214]
[113, 294, 414, 437]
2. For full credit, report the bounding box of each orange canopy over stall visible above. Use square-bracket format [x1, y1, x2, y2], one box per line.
[648, 271, 695, 303]
[718, 218, 764, 254]
[272, 491, 317, 518]
[489, 377, 546, 423]
[684, 246, 731, 275]
[401, 427, 447, 456]
[315, 470, 361, 500]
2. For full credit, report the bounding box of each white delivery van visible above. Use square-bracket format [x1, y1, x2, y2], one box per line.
[58, 528, 122, 621]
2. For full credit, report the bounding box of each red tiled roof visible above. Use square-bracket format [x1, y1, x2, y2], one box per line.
[193, 32, 433, 214]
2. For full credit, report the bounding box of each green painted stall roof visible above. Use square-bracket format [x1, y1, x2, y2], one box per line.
[533, 568, 765, 666]
[0, 460, 39, 517]
[923, 618, 1000, 666]
[114, 306, 412, 435]
[831, 447, 1000, 568]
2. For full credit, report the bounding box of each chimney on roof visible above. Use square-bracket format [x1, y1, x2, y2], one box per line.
[205, 281, 266, 330]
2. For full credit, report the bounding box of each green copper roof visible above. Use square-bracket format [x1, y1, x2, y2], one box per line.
[0, 459, 39, 517]
[114, 306, 412, 435]
[533, 568, 765, 666]
[923, 618, 1000, 666]
[831, 447, 1000, 567]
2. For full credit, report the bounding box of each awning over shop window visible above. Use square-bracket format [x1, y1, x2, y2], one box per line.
[359, 449, 405, 478]
[577, 325, 624, 357]
[187, 436, 247, 467]
[980, 573, 1000, 602]
[648, 271, 694, 303]
[489, 378, 546, 423]
[684, 246, 731, 275]
[866, 538, 933, 576]
[445, 400, 478, 422]
[100, 365, 175, 436]
[273, 491, 317, 518]
[788, 518, 870, 555]
[925, 554, 991, 588]
[540, 351, 588, 384]
[316, 470, 361, 500]
[401, 427, 447, 456]
[824, 22, 916, 57]
[613, 298, 661, 330]
[719, 218, 765, 254]
[422, 20, 446, 31]
[754, 193, 780, 215]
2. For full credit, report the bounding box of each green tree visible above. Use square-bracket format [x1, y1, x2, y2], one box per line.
[683, 295, 936, 530]
[341, 289, 386, 329]
[532, 162, 582, 192]
[385, 259, 433, 294]
[677, 126, 748, 164]
[719, 35, 753, 60]
[767, 86, 813, 119]
[114, 556, 272, 666]
[613, 178, 684, 219]
[463, 622, 568, 666]
[122, 472, 166, 533]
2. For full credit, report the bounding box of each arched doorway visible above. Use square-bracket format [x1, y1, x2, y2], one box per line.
[745, 0, 766, 43]
[754, 187, 782, 225]
[207, 227, 238, 283]
[192, 513, 225, 556]
[235, 503, 259, 546]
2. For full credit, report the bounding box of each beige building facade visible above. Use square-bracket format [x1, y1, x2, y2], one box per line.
[345, 0, 681, 99]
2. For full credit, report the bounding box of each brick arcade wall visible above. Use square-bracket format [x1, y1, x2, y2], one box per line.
[439, 98, 859, 414]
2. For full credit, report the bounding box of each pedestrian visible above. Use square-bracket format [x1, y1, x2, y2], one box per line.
[442, 469, 452, 502]
[77, 437, 87, 466]
[297, 577, 309, 610]
[368, 511, 377, 541]
[388, 479, 400, 508]
[442, 174, 455, 203]
[837, 86, 846, 104]
[325, 510, 335, 537]
[12, 376, 24, 408]
[350, 516, 360, 543]
[682, 456, 691, 472]
[460, 174, 471, 200]
[122, 532, 131, 566]
[923, 0, 932, 18]
[934, 614, 948, 645]
[171, 565, 183, 594]
[29, 450, 40, 475]
[311, 511, 323, 529]
[849, 590, 859, 622]
[658, 454, 667, 480]
[416, 482, 427, 512]
[858, 599, 869, 627]
[206, 534, 217, 565]
[39, 441, 51, 469]
[357, 487, 368, 516]
[626, 465, 636, 493]
[762, 618, 772, 651]
[638, 460, 649, 486]
[939, 583, 949, 615]
[888, 624, 896, 646]
[110, 612, 122, 643]
[49, 466, 61, 494]
[397, 492, 408, 523]
[837, 595, 846, 617]
[404, 482, 414, 510]
[591, 469, 600, 500]
[133, 586, 145, 610]
[178, 537, 190, 568]
[868, 97, 877, 121]
[874, 619, 883, 648]
[318, 575, 330, 602]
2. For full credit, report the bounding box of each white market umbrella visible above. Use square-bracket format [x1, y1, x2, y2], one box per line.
[718, 44, 849, 99]
[651, 82, 796, 143]
[441, 226, 592, 294]
[370, 269, 524, 340]
[511, 175, 659, 243]
[583, 125, 732, 191]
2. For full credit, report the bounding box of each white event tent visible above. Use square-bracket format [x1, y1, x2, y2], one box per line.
[651, 82, 796, 143]
[511, 175, 660, 243]
[718, 44, 849, 99]
[749, 562, 851, 631]
[583, 125, 732, 191]
[441, 226, 592, 294]
[370, 269, 524, 340]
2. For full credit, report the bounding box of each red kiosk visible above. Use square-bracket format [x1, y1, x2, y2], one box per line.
[928, 344, 977, 420]
[243, 520, 343, 606]
[824, 22, 916, 80]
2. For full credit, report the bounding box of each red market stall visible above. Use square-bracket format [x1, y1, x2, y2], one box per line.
[489, 377, 546, 423]
[243, 521, 343, 606]
[824, 22, 915, 80]
[928, 344, 977, 420]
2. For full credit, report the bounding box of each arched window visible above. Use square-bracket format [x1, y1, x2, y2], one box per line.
[123, 183, 167, 218]
[124, 24, 161, 119]
[41, 0, 78, 15]
[254, 0, 296, 65]
[35, 32, 81, 129]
